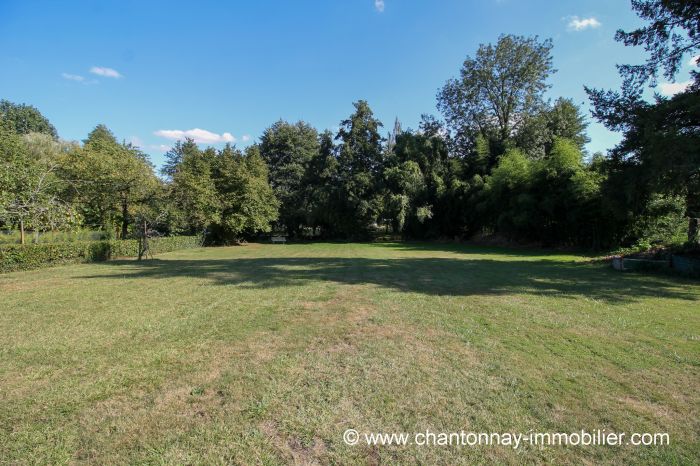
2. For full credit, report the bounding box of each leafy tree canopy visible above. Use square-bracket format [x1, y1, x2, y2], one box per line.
[259, 120, 319, 236]
[437, 34, 555, 156]
[0, 100, 58, 139]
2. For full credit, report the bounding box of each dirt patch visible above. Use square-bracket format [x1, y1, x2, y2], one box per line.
[260, 420, 327, 465]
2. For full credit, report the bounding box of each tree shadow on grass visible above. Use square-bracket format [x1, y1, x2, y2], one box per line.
[366, 241, 595, 258]
[78, 256, 700, 304]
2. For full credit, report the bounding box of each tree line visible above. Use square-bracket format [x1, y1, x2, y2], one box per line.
[1, 0, 697, 248]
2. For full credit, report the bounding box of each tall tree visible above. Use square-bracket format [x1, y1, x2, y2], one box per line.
[613, 0, 699, 94]
[210, 145, 279, 242]
[167, 138, 220, 235]
[586, 0, 700, 244]
[303, 130, 339, 237]
[437, 34, 555, 161]
[334, 100, 385, 237]
[259, 120, 319, 237]
[62, 125, 158, 237]
[162, 140, 192, 178]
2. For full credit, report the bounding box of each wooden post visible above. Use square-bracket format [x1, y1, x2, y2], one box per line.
[19, 219, 25, 245]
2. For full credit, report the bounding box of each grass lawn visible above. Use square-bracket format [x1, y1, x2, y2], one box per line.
[1, 242, 698, 464]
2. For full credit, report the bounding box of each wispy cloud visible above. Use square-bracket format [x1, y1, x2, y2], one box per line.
[128, 136, 144, 148]
[567, 16, 601, 31]
[149, 144, 172, 152]
[61, 72, 85, 82]
[90, 66, 123, 78]
[241, 135, 251, 142]
[154, 128, 236, 144]
[659, 80, 692, 96]
[374, 0, 384, 12]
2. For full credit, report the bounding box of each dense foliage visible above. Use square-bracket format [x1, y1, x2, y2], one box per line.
[164, 141, 279, 243]
[586, 0, 699, 245]
[0, 99, 58, 138]
[1, 2, 695, 251]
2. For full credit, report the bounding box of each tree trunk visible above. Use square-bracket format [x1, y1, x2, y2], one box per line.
[121, 199, 129, 239]
[686, 174, 700, 246]
[138, 220, 148, 260]
[689, 217, 700, 246]
[19, 219, 25, 245]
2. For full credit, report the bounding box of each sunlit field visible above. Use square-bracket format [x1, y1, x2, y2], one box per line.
[1, 243, 698, 464]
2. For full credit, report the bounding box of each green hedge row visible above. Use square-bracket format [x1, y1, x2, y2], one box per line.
[0, 236, 202, 273]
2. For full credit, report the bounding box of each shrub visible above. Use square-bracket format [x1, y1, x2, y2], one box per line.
[630, 194, 687, 246]
[0, 236, 202, 273]
[149, 235, 203, 254]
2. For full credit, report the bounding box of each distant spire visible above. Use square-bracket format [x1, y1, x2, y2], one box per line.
[387, 116, 402, 151]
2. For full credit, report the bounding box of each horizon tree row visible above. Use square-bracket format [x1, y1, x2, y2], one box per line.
[1, 0, 697, 248]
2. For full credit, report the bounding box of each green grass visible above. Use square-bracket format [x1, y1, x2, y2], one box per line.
[1, 242, 698, 464]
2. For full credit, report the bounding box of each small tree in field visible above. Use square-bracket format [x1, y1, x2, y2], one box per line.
[0, 127, 76, 243]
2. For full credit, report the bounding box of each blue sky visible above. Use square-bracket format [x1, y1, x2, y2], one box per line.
[1, 0, 697, 168]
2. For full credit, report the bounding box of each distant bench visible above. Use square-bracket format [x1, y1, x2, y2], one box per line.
[271, 236, 287, 244]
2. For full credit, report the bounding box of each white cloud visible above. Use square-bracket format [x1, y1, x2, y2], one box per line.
[148, 144, 171, 152]
[154, 128, 236, 144]
[61, 72, 85, 82]
[374, 0, 384, 12]
[90, 66, 123, 78]
[689, 55, 699, 66]
[659, 80, 692, 96]
[241, 135, 251, 142]
[567, 16, 601, 31]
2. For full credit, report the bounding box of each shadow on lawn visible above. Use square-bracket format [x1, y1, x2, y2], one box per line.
[79, 255, 699, 303]
[367, 241, 594, 258]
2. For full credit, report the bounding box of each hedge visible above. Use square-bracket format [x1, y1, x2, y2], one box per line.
[0, 236, 202, 273]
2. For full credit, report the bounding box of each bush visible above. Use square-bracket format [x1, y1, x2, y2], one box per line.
[629, 194, 687, 246]
[0, 236, 202, 273]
